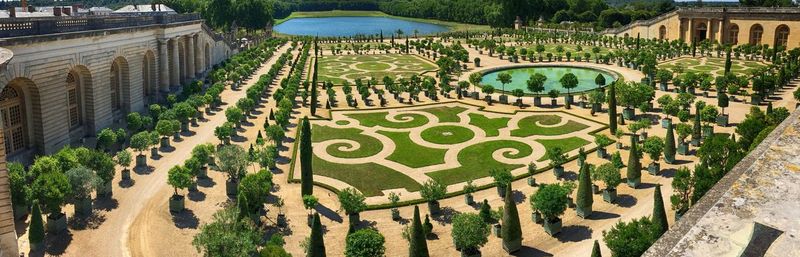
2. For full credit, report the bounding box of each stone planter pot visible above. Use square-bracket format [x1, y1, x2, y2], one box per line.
[691, 138, 701, 146]
[160, 137, 171, 149]
[597, 147, 607, 158]
[751, 95, 762, 105]
[277, 213, 287, 227]
[493, 224, 502, 237]
[678, 142, 689, 155]
[121, 169, 131, 181]
[348, 213, 360, 226]
[189, 182, 198, 192]
[181, 122, 189, 133]
[307, 214, 314, 226]
[603, 188, 618, 203]
[592, 103, 601, 113]
[499, 95, 509, 105]
[533, 97, 542, 106]
[627, 177, 641, 188]
[173, 132, 181, 141]
[576, 204, 592, 218]
[716, 115, 729, 127]
[197, 167, 208, 179]
[543, 218, 562, 236]
[471, 92, 479, 100]
[485, 96, 493, 105]
[622, 108, 635, 120]
[74, 197, 93, 217]
[532, 212, 543, 224]
[579, 102, 586, 109]
[136, 154, 147, 168]
[169, 195, 185, 212]
[617, 142, 624, 149]
[150, 148, 159, 158]
[460, 249, 481, 257]
[550, 99, 558, 106]
[675, 211, 684, 222]
[98, 180, 112, 198]
[226, 179, 239, 196]
[661, 118, 671, 128]
[46, 213, 68, 234]
[428, 201, 441, 215]
[465, 194, 474, 205]
[503, 237, 522, 253]
[567, 196, 575, 208]
[702, 126, 714, 139]
[553, 166, 564, 178]
[527, 177, 536, 187]
[659, 82, 668, 91]
[592, 184, 600, 194]
[565, 95, 574, 105]
[515, 98, 523, 107]
[648, 162, 660, 175]
[641, 131, 648, 141]
[688, 87, 696, 95]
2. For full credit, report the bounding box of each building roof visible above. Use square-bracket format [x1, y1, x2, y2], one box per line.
[114, 4, 176, 14]
[644, 107, 800, 257]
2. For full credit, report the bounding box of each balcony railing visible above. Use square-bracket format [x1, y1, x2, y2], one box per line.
[0, 13, 201, 38]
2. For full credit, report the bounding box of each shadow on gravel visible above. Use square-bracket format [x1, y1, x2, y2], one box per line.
[172, 209, 199, 229]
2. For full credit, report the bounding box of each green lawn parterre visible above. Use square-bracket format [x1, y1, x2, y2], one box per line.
[657, 57, 767, 77]
[317, 54, 437, 85]
[307, 103, 603, 198]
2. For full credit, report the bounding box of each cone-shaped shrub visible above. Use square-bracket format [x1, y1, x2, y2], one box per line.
[308, 213, 326, 257]
[664, 122, 676, 164]
[608, 81, 618, 134]
[591, 240, 602, 257]
[652, 184, 669, 236]
[576, 162, 593, 218]
[29, 200, 44, 247]
[300, 117, 314, 196]
[627, 137, 642, 187]
[409, 206, 430, 257]
[501, 186, 521, 253]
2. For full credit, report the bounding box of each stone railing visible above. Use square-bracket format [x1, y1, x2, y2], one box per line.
[202, 23, 236, 50]
[602, 10, 679, 35]
[0, 13, 201, 38]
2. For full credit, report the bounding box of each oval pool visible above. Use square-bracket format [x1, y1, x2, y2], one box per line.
[274, 16, 449, 37]
[480, 66, 616, 95]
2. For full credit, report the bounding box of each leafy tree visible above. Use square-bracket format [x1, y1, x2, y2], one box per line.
[409, 206, 430, 257]
[338, 188, 367, 216]
[595, 73, 607, 87]
[237, 170, 273, 217]
[652, 184, 668, 236]
[420, 179, 447, 203]
[168, 165, 192, 196]
[300, 116, 314, 196]
[547, 147, 567, 168]
[116, 149, 132, 172]
[30, 157, 70, 215]
[451, 213, 489, 255]
[192, 207, 261, 257]
[670, 167, 693, 216]
[496, 72, 512, 95]
[642, 136, 664, 164]
[65, 167, 100, 202]
[594, 163, 622, 190]
[8, 162, 29, 209]
[266, 124, 286, 148]
[531, 183, 570, 222]
[345, 229, 385, 257]
[501, 185, 522, 252]
[602, 217, 658, 257]
[216, 145, 249, 183]
[96, 128, 117, 152]
[560, 72, 579, 108]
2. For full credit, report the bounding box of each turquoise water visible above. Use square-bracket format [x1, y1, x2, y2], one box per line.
[274, 17, 449, 37]
[481, 66, 615, 94]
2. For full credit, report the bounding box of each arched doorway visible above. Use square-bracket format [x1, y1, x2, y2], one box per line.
[695, 22, 708, 42]
[750, 24, 764, 45]
[110, 57, 130, 114]
[0, 84, 27, 155]
[659, 25, 667, 40]
[143, 51, 156, 103]
[775, 25, 790, 48]
[728, 24, 739, 45]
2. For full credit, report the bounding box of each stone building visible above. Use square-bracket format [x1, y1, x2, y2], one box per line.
[0, 11, 236, 255]
[604, 7, 798, 48]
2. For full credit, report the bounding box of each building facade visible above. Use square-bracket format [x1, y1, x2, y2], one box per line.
[604, 7, 799, 48]
[0, 12, 236, 255]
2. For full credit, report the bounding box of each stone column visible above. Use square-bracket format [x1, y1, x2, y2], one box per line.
[689, 19, 695, 43]
[187, 35, 196, 80]
[707, 19, 712, 42]
[194, 35, 203, 77]
[170, 37, 180, 88]
[157, 39, 170, 93]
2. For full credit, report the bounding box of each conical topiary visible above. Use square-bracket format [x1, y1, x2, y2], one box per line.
[591, 240, 602, 257]
[409, 206, 429, 257]
[627, 136, 642, 188]
[501, 186, 521, 253]
[608, 81, 618, 134]
[576, 162, 593, 218]
[308, 213, 326, 257]
[29, 200, 44, 250]
[692, 105, 701, 142]
[664, 122, 676, 164]
[652, 184, 668, 236]
[300, 117, 314, 196]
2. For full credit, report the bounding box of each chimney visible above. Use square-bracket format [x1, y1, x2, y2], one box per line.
[72, 5, 78, 14]
[54, 7, 61, 16]
[21, 0, 27, 11]
[150, 3, 156, 11]
[8, 7, 15, 18]
[63, 7, 71, 16]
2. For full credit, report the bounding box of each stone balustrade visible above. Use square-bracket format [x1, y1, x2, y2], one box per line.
[0, 13, 201, 38]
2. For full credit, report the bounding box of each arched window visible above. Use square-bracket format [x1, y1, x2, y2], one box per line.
[0, 85, 26, 154]
[775, 25, 790, 48]
[110, 61, 122, 111]
[66, 72, 82, 129]
[750, 24, 764, 45]
[728, 24, 739, 45]
[659, 25, 667, 40]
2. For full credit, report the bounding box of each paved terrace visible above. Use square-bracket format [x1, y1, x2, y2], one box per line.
[644, 107, 800, 257]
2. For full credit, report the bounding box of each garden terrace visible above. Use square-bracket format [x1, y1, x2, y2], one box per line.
[316, 54, 438, 85]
